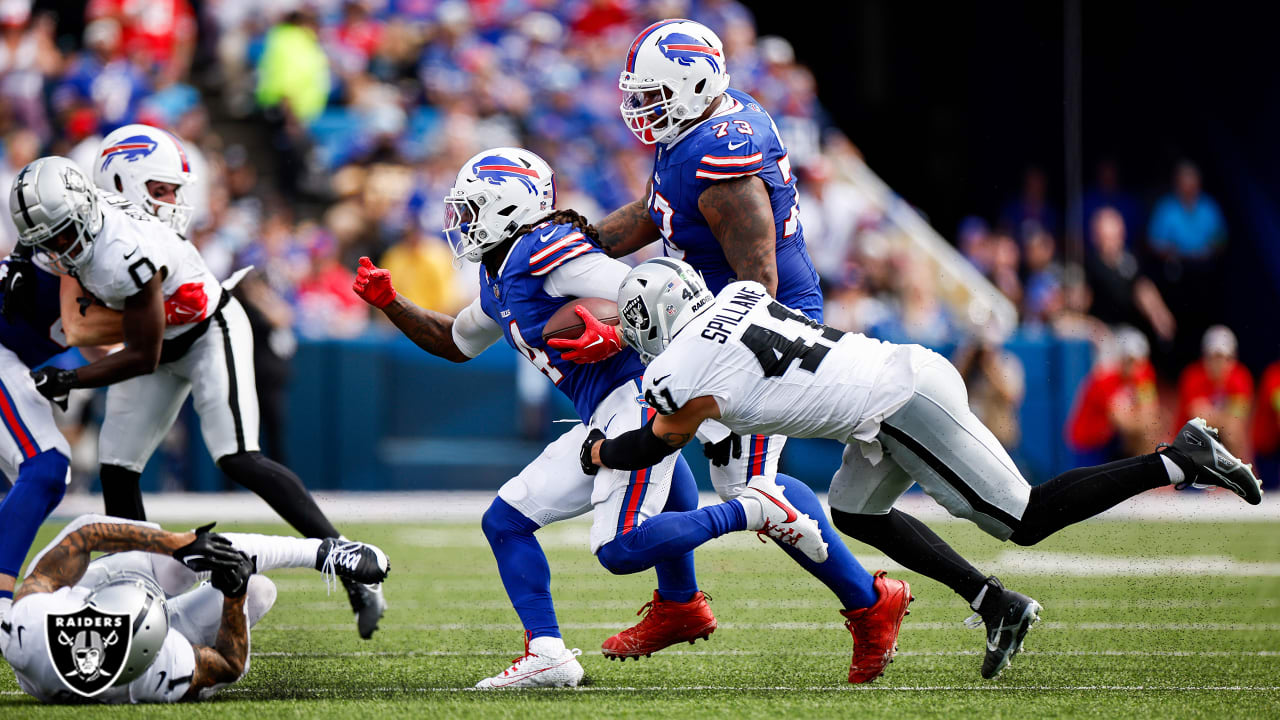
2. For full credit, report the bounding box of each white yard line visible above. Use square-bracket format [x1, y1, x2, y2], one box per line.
[213, 685, 1280, 694]
[252, 649, 1280, 658]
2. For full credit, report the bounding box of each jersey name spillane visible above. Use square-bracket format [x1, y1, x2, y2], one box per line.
[643, 281, 911, 443]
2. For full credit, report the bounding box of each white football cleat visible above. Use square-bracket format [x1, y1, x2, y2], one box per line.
[741, 475, 829, 563]
[474, 635, 584, 689]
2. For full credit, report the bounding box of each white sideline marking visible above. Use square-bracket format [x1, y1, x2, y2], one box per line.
[214, 685, 1280, 694]
[42, 489, 1280, 524]
[349, 597, 1280, 612]
[253, 649, 1280, 659]
[257, 621, 1280, 632]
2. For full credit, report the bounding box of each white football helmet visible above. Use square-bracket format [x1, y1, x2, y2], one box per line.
[94, 124, 197, 236]
[443, 147, 556, 263]
[9, 156, 103, 274]
[617, 257, 714, 364]
[619, 19, 731, 145]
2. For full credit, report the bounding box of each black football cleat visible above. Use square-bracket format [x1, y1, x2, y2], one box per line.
[1168, 417, 1263, 505]
[316, 538, 391, 585]
[965, 576, 1041, 679]
[343, 577, 388, 640]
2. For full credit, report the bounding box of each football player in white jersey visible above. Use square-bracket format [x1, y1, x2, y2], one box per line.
[7, 147, 386, 637]
[1, 514, 388, 704]
[582, 258, 1263, 679]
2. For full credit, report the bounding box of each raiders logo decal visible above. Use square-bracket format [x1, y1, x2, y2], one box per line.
[45, 606, 132, 697]
[623, 295, 651, 331]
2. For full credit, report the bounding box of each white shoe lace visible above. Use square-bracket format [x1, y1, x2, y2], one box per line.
[321, 540, 371, 595]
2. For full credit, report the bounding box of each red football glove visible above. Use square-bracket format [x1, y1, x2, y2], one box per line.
[547, 305, 624, 364]
[352, 256, 397, 309]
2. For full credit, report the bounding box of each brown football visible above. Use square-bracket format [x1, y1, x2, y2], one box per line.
[541, 297, 620, 342]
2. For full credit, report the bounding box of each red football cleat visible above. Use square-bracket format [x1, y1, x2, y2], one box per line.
[602, 590, 717, 660]
[841, 570, 913, 683]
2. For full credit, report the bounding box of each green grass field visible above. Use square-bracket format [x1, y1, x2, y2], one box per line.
[3, 510, 1279, 718]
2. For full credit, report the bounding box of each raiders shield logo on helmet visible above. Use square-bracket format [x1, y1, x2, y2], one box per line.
[623, 295, 650, 331]
[45, 606, 132, 697]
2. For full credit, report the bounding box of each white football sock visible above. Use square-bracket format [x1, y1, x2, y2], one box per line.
[529, 635, 566, 656]
[1160, 454, 1186, 485]
[736, 495, 765, 530]
[221, 533, 322, 573]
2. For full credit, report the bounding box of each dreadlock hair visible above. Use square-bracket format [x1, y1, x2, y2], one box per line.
[512, 209, 600, 244]
[482, 209, 601, 276]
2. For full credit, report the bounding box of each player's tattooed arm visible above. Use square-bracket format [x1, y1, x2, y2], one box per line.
[59, 274, 124, 347]
[16, 522, 195, 601]
[381, 296, 470, 363]
[698, 176, 779, 296]
[598, 189, 660, 258]
[186, 594, 249, 698]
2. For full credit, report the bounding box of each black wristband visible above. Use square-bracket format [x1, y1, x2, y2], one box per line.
[599, 416, 681, 471]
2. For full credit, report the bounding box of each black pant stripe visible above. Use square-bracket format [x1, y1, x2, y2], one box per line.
[880, 422, 1021, 530]
[216, 312, 246, 454]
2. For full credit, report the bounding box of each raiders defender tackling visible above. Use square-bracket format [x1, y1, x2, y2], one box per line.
[582, 258, 1262, 679]
[1, 514, 387, 703]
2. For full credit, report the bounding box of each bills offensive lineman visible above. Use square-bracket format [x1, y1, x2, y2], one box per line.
[352, 147, 832, 687]
[7, 140, 385, 637]
[584, 258, 1262, 679]
[1, 514, 388, 704]
[548, 19, 889, 677]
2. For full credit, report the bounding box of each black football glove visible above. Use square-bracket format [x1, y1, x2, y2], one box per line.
[580, 428, 606, 476]
[703, 433, 743, 468]
[1, 246, 38, 323]
[210, 551, 257, 598]
[29, 367, 77, 411]
[173, 522, 243, 572]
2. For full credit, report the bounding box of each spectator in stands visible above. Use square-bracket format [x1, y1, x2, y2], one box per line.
[1021, 224, 1060, 295]
[1252, 357, 1280, 490]
[295, 226, 370, 339]
[57, 18, 151, 132]
[378, 222, 463, 313]
[1085, 207, 1176, 344]
[1066, 327, 1161, 464]
[989, 232, 1022, 308]
[1177, 325, 1253, 457]
[796, 156, 875, 284]
[0, 128, 39, 254]
[1000, 166, 1060, 243]
[87, 0, 196, 85]
[1149, 160, 1227, 263]
[954, 329, 1025, 451]
[256, 8, 329, 198]
[0, 4, 61, 142]
[869, 259, 956, 347]
[1081, 159, 1143, 254]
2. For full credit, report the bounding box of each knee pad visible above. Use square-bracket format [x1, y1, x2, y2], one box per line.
[595, 537, 639, 576]
[17, 449, 70, 509]
[481, 497, 538, 544]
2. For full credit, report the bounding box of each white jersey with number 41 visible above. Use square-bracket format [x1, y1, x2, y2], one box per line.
[641, 281, 919, 447]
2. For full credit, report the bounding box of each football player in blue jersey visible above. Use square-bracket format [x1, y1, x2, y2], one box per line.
[548, 19, 889, 677]
[352, 147, 842, 687]
[0, 246, 121, 625]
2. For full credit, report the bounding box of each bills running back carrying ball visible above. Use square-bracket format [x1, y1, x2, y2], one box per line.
[8, 142, 385, 637]
[584, 258, 1262, 679]
[549, 19, 895, 681]
[353, 147, 834, 687]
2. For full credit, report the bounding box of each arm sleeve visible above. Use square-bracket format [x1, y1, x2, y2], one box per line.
[450, 297, 503, 358]
[543, 252, 632, 299]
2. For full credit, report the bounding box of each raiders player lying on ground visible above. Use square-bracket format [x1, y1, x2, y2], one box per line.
[0, 515, 388, 703]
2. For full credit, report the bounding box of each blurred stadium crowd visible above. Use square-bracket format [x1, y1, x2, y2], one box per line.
[0, 0, 1276, 489]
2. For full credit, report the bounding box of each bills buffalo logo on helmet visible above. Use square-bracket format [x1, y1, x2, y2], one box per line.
[658, 33, 722, 73]
[100, 135, 159, 172]
[45, 607, 132, 697]
[623, 295, 651, 331]
[472, 156, 540, 193]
